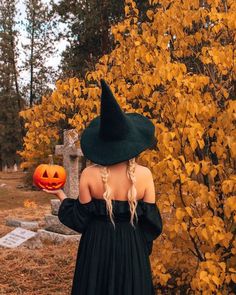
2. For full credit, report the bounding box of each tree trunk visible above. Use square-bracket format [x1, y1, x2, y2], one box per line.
[30, 9, 35, 107]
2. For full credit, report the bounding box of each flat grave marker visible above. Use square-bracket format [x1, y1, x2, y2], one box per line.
[0, 227, 37, 248]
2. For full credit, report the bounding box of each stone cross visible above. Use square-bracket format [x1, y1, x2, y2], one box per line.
[55, 129, 84, 198]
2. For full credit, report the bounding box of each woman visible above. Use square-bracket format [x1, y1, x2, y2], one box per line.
[43, 79, 163, 295]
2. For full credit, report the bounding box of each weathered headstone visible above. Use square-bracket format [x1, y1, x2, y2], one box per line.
[0, 227, 37, 248]
[13, 163, 18, 172]
[55, 129, 83, 199]
[35, 129, 90, 242]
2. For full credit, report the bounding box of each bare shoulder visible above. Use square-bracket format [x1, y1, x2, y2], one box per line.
[141, 166, 156, 203]
[136, 164, 152, 176]
[80, 165, 98, 179]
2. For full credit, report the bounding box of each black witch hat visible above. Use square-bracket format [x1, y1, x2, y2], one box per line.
[80, 79, 156, 165]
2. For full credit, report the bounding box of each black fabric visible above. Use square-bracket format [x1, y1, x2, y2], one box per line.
[58, 197, 163, 295]
[99, 79, 131, 141]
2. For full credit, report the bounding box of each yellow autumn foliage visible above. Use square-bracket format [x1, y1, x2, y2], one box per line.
[19, 0, 236, 293]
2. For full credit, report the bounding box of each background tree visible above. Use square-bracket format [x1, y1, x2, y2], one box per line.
[53, 0, 151, 78]
[53, 0, 125, 78]
[23, 0, 57, 106]
[0, 0, 23, 169]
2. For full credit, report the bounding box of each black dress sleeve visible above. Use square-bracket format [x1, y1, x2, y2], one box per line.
[58, 198, 95, 234]
[139, 202, 163, 256]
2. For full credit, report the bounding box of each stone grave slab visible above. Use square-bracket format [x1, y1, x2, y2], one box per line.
[51, 198, 61, 215]
[5, 217, 39, 230]
[44, 214, 78, 235]
[5, 217, 23, 227]
[37, 229, 81, 244]
[20, 221, 39, 231]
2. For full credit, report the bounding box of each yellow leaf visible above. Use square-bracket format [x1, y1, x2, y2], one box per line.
[229, 268, 236, 273]
[146, 10, 154, 20]
[176, 208, 185, 221]
[210, 169, 218, 178]
[47, 105, 54, 112]
[215, 145, 224, 157]
[185, 207, 193, 217]
[167, 71, 172, 81]
[193, 163, 200, 175]
[201, 161, 210, 175]
[229, 142, 236, 158]
[224, 196, 236, 213]
[173, 159, 180, 170]
[194, 32, 202, 42]
[231, 274, 236, 283]
[178, 155, 185, 164]
[197, 139, 204, 149]
[174, 223, 179, 233]
[169, 194, 176, 202]
[146, 53, 152, 63]
[180, 173, 187, 183]
[63, 84, 69, 91]
[202, 228, 208, 240]
[222, 181, 235, 194]
[45, 137, 50, 144]
[125, 5, 129, 16]
[200, 270, 208, 280]
[219, 262, 226, 271]
[211, 275, 220, 286]
[181, 222, 187, 231]
[188, 137, 197, 151]
[185, 162, 193, 176]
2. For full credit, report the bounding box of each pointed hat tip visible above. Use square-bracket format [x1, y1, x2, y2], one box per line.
[100, 79, 113, 97]
[100, 78, 107, 86]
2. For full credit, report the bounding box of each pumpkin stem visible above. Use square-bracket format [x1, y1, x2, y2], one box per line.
[48, 154, 54, 165]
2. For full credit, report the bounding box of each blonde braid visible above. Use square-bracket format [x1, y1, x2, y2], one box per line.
[100, 166, 116, 229]
[127, 157, 138, 228]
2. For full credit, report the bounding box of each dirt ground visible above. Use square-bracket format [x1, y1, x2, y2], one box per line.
[0, 171, 165, 295]
[0, 171, 78, 295]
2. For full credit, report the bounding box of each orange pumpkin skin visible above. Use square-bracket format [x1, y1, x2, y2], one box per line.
[33, 164, 66, 190]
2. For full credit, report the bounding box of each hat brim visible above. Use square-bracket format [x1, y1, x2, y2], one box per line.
[80, 113, 155, 165]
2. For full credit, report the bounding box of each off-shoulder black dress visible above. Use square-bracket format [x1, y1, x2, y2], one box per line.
[58, 197, 163, 295]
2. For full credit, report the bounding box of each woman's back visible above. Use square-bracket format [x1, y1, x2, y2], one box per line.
[79, 161, 156, 204]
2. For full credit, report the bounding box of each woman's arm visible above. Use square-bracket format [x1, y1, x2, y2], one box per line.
[143, 168, 156, 204]
[78, 167, 93, 204]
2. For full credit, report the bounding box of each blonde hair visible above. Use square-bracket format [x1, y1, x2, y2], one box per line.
[99, 157, 138, 229]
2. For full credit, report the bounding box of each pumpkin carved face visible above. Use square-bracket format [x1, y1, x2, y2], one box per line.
[33, 164, 66, 190]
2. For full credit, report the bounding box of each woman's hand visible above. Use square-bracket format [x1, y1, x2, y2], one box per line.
[42, 188, 67, 201]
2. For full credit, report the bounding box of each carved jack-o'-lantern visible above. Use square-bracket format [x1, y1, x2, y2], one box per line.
[33, 164, 66, 190]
